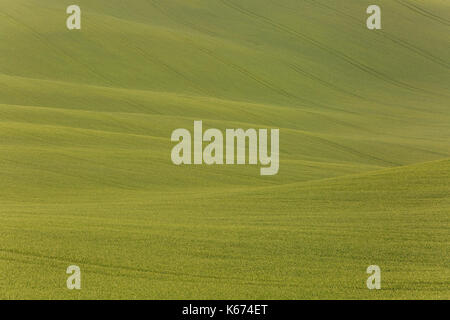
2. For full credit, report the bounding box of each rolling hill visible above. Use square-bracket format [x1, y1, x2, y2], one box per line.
[0, 0, 449, 299]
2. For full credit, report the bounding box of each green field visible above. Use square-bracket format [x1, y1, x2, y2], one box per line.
[0, 0, 449, 299]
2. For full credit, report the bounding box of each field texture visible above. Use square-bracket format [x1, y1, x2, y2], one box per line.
[0, 0, 449, 299]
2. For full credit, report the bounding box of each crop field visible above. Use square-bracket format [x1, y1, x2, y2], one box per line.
[0, 0, 449, 299]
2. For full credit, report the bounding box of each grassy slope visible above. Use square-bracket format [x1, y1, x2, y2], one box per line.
[0, 0, 449, 298]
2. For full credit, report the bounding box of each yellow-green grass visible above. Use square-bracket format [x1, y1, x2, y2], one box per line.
[0, 0, 449, 299]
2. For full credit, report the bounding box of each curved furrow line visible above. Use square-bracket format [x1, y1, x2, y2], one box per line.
[0, 101, 370, 142]
[395, 0, 450, 26]
[0, 248, 295, 287]
[0, 255, 181, 284]
[0, 10, 114, 87]
[380, 32, 450, 69]
[0, 157, 142, 191]
[0, 255, 288, 288]
[147, 0, 359, 113]
[286, 62, 368, 101]
[195, 47, 296, 100]
[0, 117, 168, 142]
[147, 0, 298, 102]
[231, 158, 450, 195]
[199, 45, 369, 115]
[137, 0, 304, 102]
[147, 0, 219, 38]
[145, 1, 448, 116]
[89, 14, 213, 98]
[218, 0, 449, 98]
[292, 132, 401, 167]
[285, 62, 444, 115]
[132, 45, 213, 97]
[302, 0, 450, 69]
